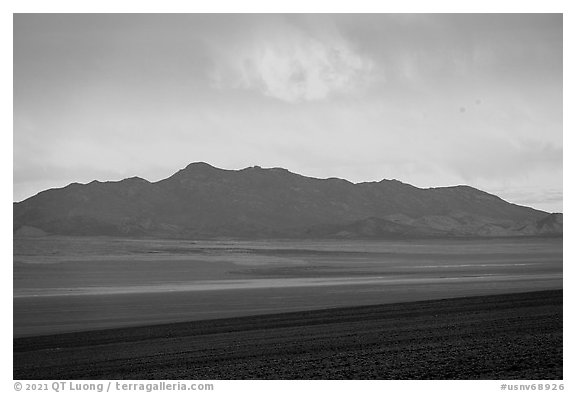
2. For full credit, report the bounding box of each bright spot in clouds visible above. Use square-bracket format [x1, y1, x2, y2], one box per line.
[210, 21, 374, 102]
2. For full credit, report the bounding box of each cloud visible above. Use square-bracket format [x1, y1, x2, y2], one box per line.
[209, 20, 374, 103]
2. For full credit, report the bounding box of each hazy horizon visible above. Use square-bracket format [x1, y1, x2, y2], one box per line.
[14, 14, 563, 212]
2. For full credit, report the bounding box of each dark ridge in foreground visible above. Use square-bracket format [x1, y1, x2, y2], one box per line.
[14, 290, 562, 380]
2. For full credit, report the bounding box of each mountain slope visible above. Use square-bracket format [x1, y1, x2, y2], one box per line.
[13, 162, 561, 238]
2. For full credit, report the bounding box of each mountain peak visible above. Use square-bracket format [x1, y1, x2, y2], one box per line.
[13, 162, 559, 239]
[171, 162, 223, 177]
[121, 176, 150, 184]
[240, 165, 296, 176]
[184, 162, 218, 170]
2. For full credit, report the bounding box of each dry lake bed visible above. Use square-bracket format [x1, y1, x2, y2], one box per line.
[13, 236, 563, 379]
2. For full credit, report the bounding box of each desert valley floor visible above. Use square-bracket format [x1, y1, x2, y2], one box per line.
[13, 236, 562, 379]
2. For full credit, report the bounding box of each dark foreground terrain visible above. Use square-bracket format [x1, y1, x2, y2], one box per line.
[14, 290, 562, 380]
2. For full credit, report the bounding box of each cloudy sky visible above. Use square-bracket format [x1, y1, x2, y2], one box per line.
[13, 14, 562, 212]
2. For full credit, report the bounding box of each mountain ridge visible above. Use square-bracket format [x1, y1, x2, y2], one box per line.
[13, 163, 562, 239]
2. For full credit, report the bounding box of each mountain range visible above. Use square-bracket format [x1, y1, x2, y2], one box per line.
[13, 162, 562, 239]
